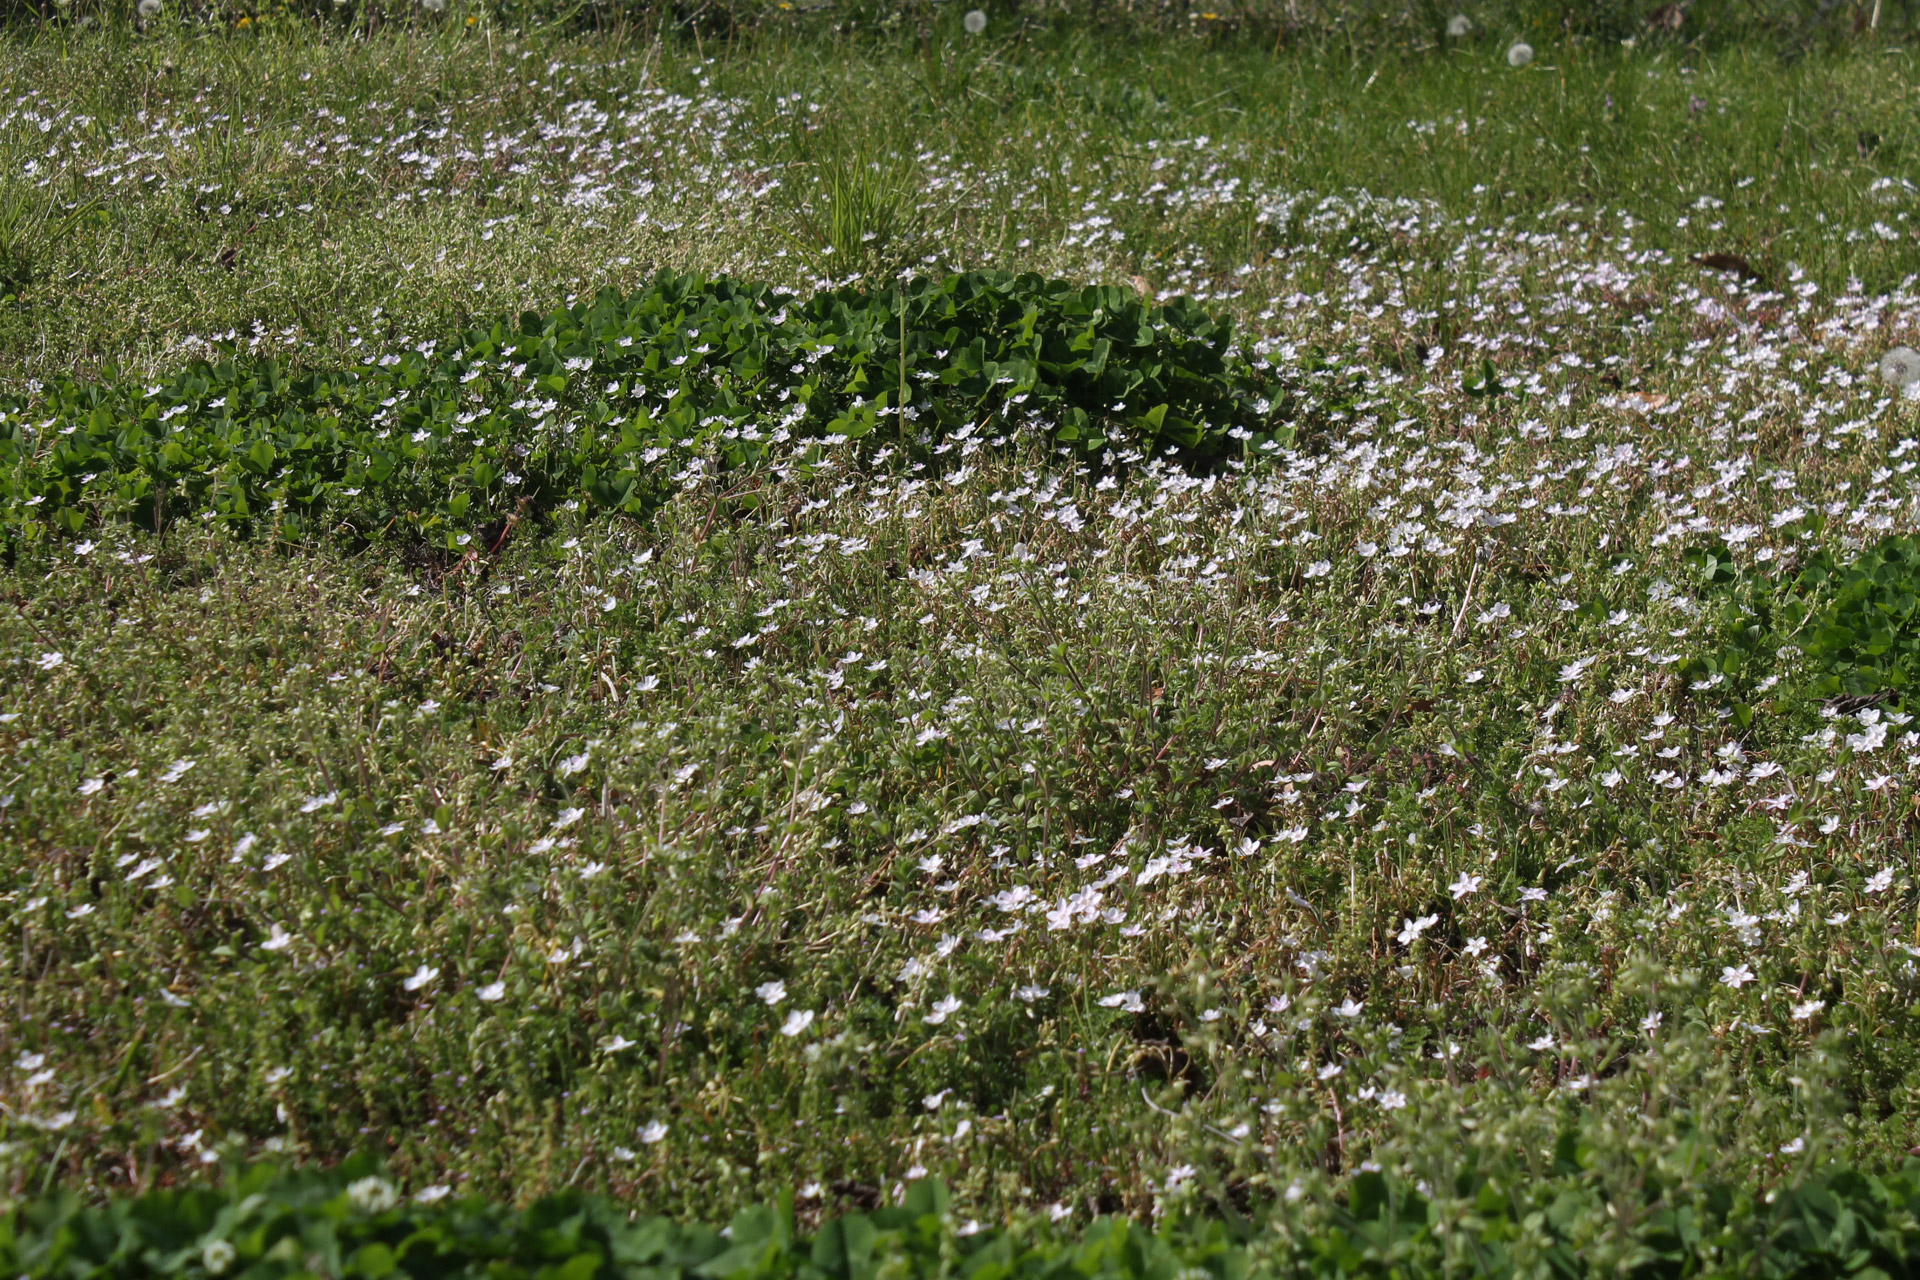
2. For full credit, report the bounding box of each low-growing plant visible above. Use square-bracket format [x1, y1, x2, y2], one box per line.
[12, 1156, 1920, 1280]
[1683, 528, 1920, 710]
[0, 271, 1292, 548]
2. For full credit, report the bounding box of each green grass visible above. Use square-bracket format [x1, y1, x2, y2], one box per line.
[4, 13, 1920, 1248]
[0, 21, 1917, 384]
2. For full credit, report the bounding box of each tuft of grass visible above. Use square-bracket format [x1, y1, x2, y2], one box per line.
[779, 149, 937, 283]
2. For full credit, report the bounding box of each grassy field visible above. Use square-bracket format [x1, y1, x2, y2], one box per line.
[4, 10, 1920, 1246]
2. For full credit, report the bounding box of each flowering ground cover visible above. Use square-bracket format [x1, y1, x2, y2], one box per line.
[3, 13, 1920, 1264]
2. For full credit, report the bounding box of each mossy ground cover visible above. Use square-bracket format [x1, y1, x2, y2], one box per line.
[5, 10, 1920, 1264]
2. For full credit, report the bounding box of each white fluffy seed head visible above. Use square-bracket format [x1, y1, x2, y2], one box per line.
[1446, 13, 1469, 36]
[1507, 40, 1534, 67]
[963, 8, 987, 33]
[1878, 345, 1920, 388]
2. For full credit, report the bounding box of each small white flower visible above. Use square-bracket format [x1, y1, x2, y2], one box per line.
[1098, 990, 1145, 1012]
[1303, 559, 1332, 579]
[1556, 657, 1594, 683]
[201, 1240, 236, 1275]
[923, 994, 963, 1025]
[160, 759, 196, 784]
[639, 1120, 669, 1144]
[1333, 996, 1365, 1018]
[755, 979, 787, 1005]
[78, 777, 105, 796]
[1720, 964, 1755, 989]
[477, 981, 506, 1002]
[1014, 984, 1049, 1002]
[1640, 1011, 1663, 1033]
[490, 755, 513, 771]
[552, 807, 585, 830]
[963, 7, 986, 32]
[1396, 913, 1439, 945]
[260, 924, 294, 952]
[1506, 40, 1534, 67]
[600, 1034, 637, 1053]
[1865, 866, 1896, 894]
[402, 964, 439, 992]
[1791, 999, 1826, 1020]
[299, 792, 337, 814]
[779, 1008, 816, 1037]
[346, 1176, 399, 1214]
[1449, 872, 1482, 900]
[36, 651, 64, 671]
[414, 1185, 452, 1204]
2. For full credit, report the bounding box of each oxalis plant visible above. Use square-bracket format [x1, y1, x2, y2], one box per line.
[0, 271, 1297, 549]
[12, 1152, 1920, 1279]
[1684, 527, 1920, 718]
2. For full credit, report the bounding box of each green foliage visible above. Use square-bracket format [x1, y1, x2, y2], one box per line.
[778, 151, 938, 284]
[30, 0, 1917, 51]
[0, 271, 1286, 548]
[0, 188, 100, 307]
[1676, 539, 1798, 705]
[13, 1159, 1920, 1280]
[1790, 534, 1920, 701]
[1683, 529, 1920, 708]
